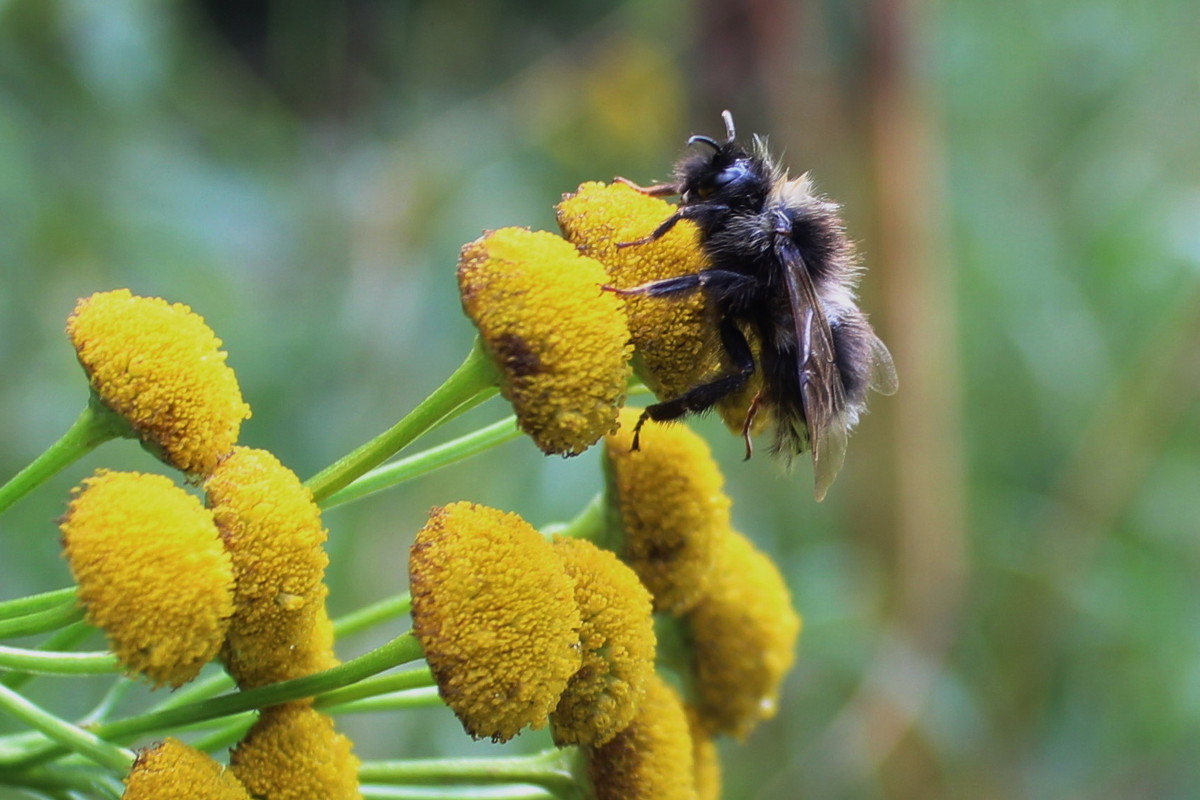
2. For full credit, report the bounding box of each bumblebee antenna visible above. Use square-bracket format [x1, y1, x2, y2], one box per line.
[721, 109, 736, 142]
[687, 134, 720, 151]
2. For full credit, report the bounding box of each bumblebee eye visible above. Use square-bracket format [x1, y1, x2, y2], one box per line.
[713, 167, 741, 187]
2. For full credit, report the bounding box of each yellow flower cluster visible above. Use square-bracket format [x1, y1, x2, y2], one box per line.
[229, 702, 361, 800]
[123, 738, 251, 799]
[67, 289, 250, 477]
[61, 471, 234, 688]
[458, 227, 633, 457]
[550, 536, 656, 747]
[557, 181, 763, 433]
[603, 406, 729, 614]
[206, 447, 337, 689]
[410, 501, 584, 742]
[55, 290, 357, 796]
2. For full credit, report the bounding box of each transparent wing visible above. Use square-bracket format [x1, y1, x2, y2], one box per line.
[868, 334, 899, 396]
[776, 236, 850, 501]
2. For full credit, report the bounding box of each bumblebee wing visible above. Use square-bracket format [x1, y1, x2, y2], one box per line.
[776, 235, 850, 501]
[868, 335, 899, 396]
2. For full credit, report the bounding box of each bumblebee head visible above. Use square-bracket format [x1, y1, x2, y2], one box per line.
[677, 111, 769, 210]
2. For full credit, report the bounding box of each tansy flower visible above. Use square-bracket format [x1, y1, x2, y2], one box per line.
[204, 447, 336, 689]
[686, 706, 722, 800]
[409, 501, 582, 742]
[458, 227, 633, 457]
[124, 738, 251, 800]
[550, 537, 656, 747]
[60, 470, 234, 688]
[556, 181, 762, 432]
[603, 407, 730, 614]
[229, 702, 361, 800]
[687, 530, 801, 739]
[584, 673, 698, 800]
[66, 289, 251, 477]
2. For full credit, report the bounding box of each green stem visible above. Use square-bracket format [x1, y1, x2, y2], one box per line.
[0, 645, 117, 675]
[0, 587, 76, 620]
[360, 787, 557, 800]
[314, 667, 434, 711]
[0, 602, 84, 639]
[1, 763, 122, 796]
[99, 633, 424, 741]
[184, 713, 256, 753]
[358, 748, 581, 796]
[0, 622, 93, 690]
[5, 633, 425, 770]
[0, 401, 129, 515]
[322, 415, 522, 510]
[540, 493, 607, 544]
[321, 686, 441, 715]
[0, 682, 133, 772]
[333, 592, 412, 638]
[307, 340, 501, 504]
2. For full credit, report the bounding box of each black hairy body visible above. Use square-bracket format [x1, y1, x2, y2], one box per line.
[615, 111, 896, 500]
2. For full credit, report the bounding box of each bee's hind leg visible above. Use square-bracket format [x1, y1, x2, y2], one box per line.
[631, 317, 755, 451]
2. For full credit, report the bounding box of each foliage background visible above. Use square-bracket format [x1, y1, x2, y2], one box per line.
[1, 0, 1198, 798]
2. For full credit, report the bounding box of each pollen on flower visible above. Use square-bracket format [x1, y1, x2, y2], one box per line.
[556, 181, 762, 432]
[550, 536, 656, 747]
[458, 227, 633, 457]
[204, 447, 337, 689]
[60, 470, 235, 688]
[229, 702, 361, 800]
[585, 672, 699, 800]
[686, 530, 801, 739]
[66, 289, 251, 477]
[603, 407, 730, 614]
[410, 501, 582, 742]
[124, 738, 251, 799]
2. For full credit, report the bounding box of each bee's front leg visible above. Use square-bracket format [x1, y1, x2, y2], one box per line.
[613, 176, 680, 197]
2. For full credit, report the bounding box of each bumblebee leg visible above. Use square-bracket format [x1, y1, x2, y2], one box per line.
[618, 203, 732, 247]
[741, 390, 765, 461]
[614, 176, 680, 197]
[604, 269, 758, 300]
[632, 317, 755, 450]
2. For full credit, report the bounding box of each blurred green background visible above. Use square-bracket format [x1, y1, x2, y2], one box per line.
[1, 0, 1198, 798]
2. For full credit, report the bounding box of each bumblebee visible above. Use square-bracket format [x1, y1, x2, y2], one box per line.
[614, 111, 897, 500]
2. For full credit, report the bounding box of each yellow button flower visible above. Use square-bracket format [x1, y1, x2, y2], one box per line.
[60, 470, 235, 688]
[458, 227, 633, 457]
[66, 289, 251, 477]
[686, 705, 722, 800]
[687, 530, 802, 739]
[204, 447, 336, 689]
[124, 738, 251, 799]
[230, 702, 361, 800]
[410, 501, 582, 742]
[556, 181, 761, 432]
[603, 407, 730, 614]
[585, 673, 698, 800]
[550, 536, 656, 747]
